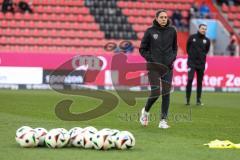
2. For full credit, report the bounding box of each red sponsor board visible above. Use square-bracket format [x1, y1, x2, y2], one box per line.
[1, 53, 240, 88]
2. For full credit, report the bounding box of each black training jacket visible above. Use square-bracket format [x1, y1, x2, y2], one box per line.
[139, 19, 178, 68]
[186, 32, 210, 69]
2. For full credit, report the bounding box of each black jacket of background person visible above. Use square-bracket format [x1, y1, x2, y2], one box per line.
[186, 32, 210, 69]
[139, 19, 178, 69]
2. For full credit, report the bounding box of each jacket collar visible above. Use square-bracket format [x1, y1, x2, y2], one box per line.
[197, 31, 206, 38]
[152, 19, 170, 30]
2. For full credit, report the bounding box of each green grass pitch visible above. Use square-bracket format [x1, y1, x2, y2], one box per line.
[0, 90, 239, 160]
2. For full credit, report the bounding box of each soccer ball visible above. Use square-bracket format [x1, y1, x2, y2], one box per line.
[56, 128, 70, 147]
[110, 129, 120, 148]
[92, 131, 104, 150]
[69, 127, 83, 136]
[45, 129, 70, 148]
[56, 128, 68, 134]
[16, 126, 32, 138]
[16, 129, 39, 147]
[99, 128, 112, 133]
[92, 129, 120, 150]
[115, 131, 135, 150]
[97, 129, 119, 150]
[81, 130, 95, 149]
[55, 128, 70, 147]
[68, 127, 83, 146]
[71, 132, 84, 148]
[100, 130, 115, 150]
[83, 126, 98, 134]
[16, 126, 34, 146]
[34, 128, 48, 146]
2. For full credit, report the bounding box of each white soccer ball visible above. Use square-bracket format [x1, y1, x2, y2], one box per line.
[16, 126, 32, 137]
[99, 128, 112, 133]
[115, 131, 135, 150]
[68, 127, 83, 146]
[110, 129, 120, 148]
[16, 126, 33, 145]
[83, 126, 98, 134]
[34, 128, 48, 146]
[92, 131, 104, 150]
[45, 129, 70, 148]
[81, 130, 95, 149]
[69, 127, 83, 136]
[71, 132, 84, 148]
[100, 130, 115, 150]
[56, 128, 70, 147]
[56, 128, 68, 134]
[16, 130, 39, 147]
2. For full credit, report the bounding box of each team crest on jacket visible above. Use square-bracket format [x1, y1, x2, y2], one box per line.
[193, 38, 196, 42]
[203, 39, 207, 44]
[153, 34, 158, 39]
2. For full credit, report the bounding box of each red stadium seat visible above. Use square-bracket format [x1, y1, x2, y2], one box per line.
[67, 14, 77, 21]
[0, 13, 3, 19]
[55, 6, 62, 13]
[32, 14, 40, 21]
[36, 5, 44, 13]
[182, 11, 189, 18]
[233, 20, 240, 28]
[83, 15, 94, 22]
[228, 13, 235, 21]
[18, 21, 26, 28]
[28, 21, 36, 28]
[20, 28, 30, 37]
[230, 6, 238, 12]
[14, 13, 22, 20]
[137, 32, 144, 39]
[237, 13, 240, 20]
[4, 12, 13, 19]
[80, 7, 89, 14]
[0, 36, 7, 44]
[72, 22, 80, 29]
[22, 13, 32, 20]
[32, 29, 39, 37]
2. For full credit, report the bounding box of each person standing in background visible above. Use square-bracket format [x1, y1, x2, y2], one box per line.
[186, 24, 210, 106]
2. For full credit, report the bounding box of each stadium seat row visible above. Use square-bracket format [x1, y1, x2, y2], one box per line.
[33, 6, 89, 14]
[128, 16, 155, 25]
[0, 37, 141, 48]
[132, 25, 150, 32]
[0, 13, 94, 22]
[0, 21, 99, 30]
[0, 29, 104, 39]
[0, 0, 84, 7]
[117, 1, 191, 10]
[0, 45, 108, 54]
[227, 13, 240, 20]
[25, 0, 84, 6]
[122, 9, 189, 18]
[222, 4, 240, 13]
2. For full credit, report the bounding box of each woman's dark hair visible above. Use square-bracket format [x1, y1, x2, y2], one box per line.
[155, 9, 167, 17]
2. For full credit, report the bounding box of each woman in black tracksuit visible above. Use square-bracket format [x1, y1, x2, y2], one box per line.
[139, 10, 178, 128]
